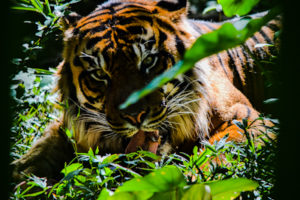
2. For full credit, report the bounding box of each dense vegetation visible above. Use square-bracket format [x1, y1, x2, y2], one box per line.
[10, 0, 280, 199]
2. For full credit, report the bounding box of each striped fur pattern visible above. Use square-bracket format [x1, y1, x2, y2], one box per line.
[58, 0, 279, 154]
[12, 0, 280, 180]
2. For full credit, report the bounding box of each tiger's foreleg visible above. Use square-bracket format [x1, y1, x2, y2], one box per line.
[207, 69, 274, 145]
[209, 104, 262, 144]
[12, 121, 74, 182]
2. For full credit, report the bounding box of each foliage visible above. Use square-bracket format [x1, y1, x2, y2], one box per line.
[10, 67, 59, 159]
[218, 0, 260, 17]
[11, 117, 278, 199]
[10, 0, 279, 199]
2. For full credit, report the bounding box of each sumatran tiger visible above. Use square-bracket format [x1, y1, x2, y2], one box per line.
[12, 0, 280, 180]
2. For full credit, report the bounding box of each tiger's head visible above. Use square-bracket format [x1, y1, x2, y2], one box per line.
[58, 0, 210, 155]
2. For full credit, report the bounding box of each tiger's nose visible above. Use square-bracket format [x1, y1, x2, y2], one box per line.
[122, 111, 147, 125]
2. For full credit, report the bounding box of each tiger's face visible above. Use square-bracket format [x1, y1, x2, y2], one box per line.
[59, 0, 207, 154]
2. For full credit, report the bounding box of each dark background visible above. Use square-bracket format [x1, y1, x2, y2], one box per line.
[2, 0, 300, 199]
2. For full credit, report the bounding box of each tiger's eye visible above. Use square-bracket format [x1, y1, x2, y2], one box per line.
[88, 69, 108, 85]
[143, 56, 154, 67]
[141, 54, 158, 74]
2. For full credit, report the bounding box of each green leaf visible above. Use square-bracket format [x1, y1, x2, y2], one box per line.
[98, 188, 111, 200]
[30, 0, 43, 12]
[207, 178, 259, 200]
[11, 6, 39, 12]
[110, 166, 187, 199]
[109, 191, 153, 200]
[218, 0, 260, 17]
[120, 165, 186, 192]
[110, 163, 142, 178]
[22, 190, 47, 197]
[182, 184, 212, 200]
[44, 0, 52, 16]
[65, 128, 73, 139]
[61, 163, 83, 176]
[120, 8, 280, 109]
[150, 188, 184, 200]
[203, 3, 222, 15]
[33, 68, 54, 75]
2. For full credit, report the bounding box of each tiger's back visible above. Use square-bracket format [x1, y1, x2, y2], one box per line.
[189, 15, 280, 111]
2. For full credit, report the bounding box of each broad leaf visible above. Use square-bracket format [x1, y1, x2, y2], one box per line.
[117, 165, 186, 192]
[207, 178, 259, 200]
[182, 184, 212, 200]
[218, 0, 260, 17]
[109, 191, 153, 200]
[108, 166, 187, 199]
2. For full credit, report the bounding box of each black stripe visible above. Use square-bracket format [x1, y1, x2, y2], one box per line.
[259, 30, 273, 44]
[115, 27, 128, 35]
[73, 56, 83, 67]
[79, 73, 102, 104]
[189, 21, 204, 34]
[144, 36, 156, 49]
[226, 50, 243, 89]
[251, 35, 259, 43]
[160, 50, 175, 65]
[175, 35, 185, 57]
[80, 72, 102, 93]
[77, 19, 102, 30]
[134, 15, 153, 24]
[79, 25, 107, 39]
[156, 0, 187, 11]
[217, 53, 228, 77]
[158, 29, 167, 47]
[74, 44, 79, 53]
[115, 4, 148, 12]
[106, 117, 123, 127]
[126, 25, 147, 35]
[156, 18, 175, 33]
[152, 107, 165, 119]
[266, 23, 280, 32]
[240, 45, 253, 68]
[82, 56, 96, 67]
[73, 28, 79, 35]
[251, 35, 265, 58]
[117, 16, 135, 25]
[86, 31, 112, 49]
[80, 11, 112, 25]
[101, 47, 113, 67]
[233, 48, 246, 70]
[120, 9, 152, 15]
[84, 103, 101, 112]
[149, 111, 167, 124]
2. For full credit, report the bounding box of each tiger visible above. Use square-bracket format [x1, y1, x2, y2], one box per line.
[12, 0, 280, 181]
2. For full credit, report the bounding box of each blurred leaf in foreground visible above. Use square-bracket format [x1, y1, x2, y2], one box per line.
[218, 0, 260, 17]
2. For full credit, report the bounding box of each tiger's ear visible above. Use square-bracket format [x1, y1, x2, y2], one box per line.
[156, 0, 188, 19]
[60, 12, 82, 30]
